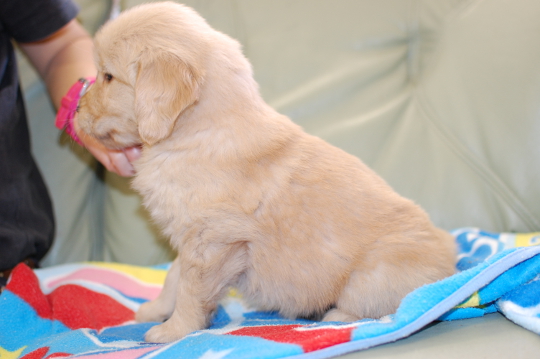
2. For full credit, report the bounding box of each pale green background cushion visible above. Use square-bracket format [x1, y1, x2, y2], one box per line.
[20, 0, 540, 264]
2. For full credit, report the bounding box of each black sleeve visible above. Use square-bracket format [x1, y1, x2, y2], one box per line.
[0, 0, 79, 43]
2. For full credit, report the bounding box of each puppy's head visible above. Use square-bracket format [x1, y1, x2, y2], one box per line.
[77, 2, 207, 148]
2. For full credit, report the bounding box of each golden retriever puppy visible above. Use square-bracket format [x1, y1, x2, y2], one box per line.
[77, 1, 456, 343]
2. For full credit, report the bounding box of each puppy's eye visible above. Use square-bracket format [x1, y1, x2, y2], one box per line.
[104, 73, 113, 83]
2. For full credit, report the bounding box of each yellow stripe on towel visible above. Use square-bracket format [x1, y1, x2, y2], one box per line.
[456, 291, 480, 308]
[0, 346, 25, 359]
[515, 233, 540, 248]
[86, 261, 167, 285]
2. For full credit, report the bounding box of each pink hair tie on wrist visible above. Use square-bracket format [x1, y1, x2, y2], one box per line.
[55, 77, 96, 145]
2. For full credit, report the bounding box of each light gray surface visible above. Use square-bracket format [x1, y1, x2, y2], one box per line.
[340, 313, 540, 358]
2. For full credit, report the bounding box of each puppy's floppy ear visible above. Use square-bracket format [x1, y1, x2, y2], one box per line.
[135, 52, 202, 145]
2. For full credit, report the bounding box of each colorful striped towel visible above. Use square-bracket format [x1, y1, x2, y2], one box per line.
[0, 228, 539, 359]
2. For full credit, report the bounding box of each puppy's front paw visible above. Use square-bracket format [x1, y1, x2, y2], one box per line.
[136, 301, 171, 323]
[144, 320, 194, 343]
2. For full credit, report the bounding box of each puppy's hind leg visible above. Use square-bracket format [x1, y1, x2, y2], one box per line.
[322, 265, 405, 323]
[136, 256, 181, 323]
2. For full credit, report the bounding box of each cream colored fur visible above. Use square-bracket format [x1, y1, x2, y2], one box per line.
[77, 1, 456, 343]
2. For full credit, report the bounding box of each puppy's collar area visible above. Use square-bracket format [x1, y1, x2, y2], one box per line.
[55, 77, 96, 145]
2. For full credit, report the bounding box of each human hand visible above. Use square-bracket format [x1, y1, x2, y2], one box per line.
[21, 19, 140, 177]
[74, 118, 141, 177]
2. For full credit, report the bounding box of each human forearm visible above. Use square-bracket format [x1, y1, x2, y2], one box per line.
[19, 19, 96, 110]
